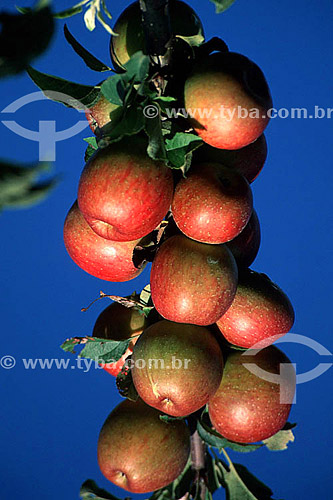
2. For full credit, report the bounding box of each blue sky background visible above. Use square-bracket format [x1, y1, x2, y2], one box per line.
[1, 0, 332, 499]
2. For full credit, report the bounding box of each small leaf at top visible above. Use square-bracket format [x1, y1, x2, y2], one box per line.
[209, 0, 236, 14]
[64, 24, 111, 72]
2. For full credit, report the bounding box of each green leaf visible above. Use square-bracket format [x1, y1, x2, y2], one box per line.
[60, 336, 131, 364]
[83, 136, 98, 162]
[83, 136, 98, 149]
[123, 51, 150, 82]
[96, 9, 117, 36]
[263, 425, 296, 451]
[27, 67, 100, 108]
[101, 75, 127, 106]
[165, 132, 203, 169]
[84, 3, 97, 31]
[209, 0, 236, 14]
[0, 161, 56, 210]
[153, 96, 177, 104]
[144, 111, 168, 162]
[0, 7, 54, 77]
[217, 451, 276, 500]
[80, 479, 122, 500]
[159, 414, 185, 423]
[101, 0, 113, 20]
[99, 106, 145, 145]
[64, 24, 111, 72]
[54, 1, 89, 19]
[116, 362, 139, 402]
[176, 33, 205, 48]
[197, 411, 262, 453]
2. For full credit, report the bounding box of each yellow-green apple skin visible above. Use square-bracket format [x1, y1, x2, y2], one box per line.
[63, 202, 145, 282]
[97, 399, 190, 493]
[184, 52, 272, 150]
[171, 162, 253, 244]
[216, 269, 295, 349]
[77, 136, 174, 241]
[132, 320, 223, 416]
[110, 0, 204, 70]
[208, 346, 296, 443]
[150, 234, 238, 326]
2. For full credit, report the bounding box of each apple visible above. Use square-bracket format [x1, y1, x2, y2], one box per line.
[184, 52, 272, 150]
[193, 134, 268, 183]
[93, 302, 147, 376]
[208, 346, 296, 443]
[171, 162, 253, 244]
[110, 0, 204, 71]
[150, 234, 238, 325]
[132, 320, 223, 417]
[216, 269, 295, 349]
[226, 210, 261, 268]
[63, 201, 145, 282]
[85, 94, 118, 133]
[77, 136, 174, 241]
[97, 398, 190, 493]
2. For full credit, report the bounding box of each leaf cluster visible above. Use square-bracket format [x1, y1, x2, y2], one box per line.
[0, 2, 54, 78]
[0, 161, 56, 211]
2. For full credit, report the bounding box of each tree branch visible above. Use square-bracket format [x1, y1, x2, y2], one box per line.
[191, 430, 207, 499]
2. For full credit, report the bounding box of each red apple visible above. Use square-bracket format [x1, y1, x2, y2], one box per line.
[150, 234, 238, 326]
[184, 52, 272, 150]
[132, 320, 223, 417]
[171, 162, 253, 244]
[110, 0, 204, 71]
[85, 94, 118, 133]
[227, 210, 261, 268]
[193, 134, 268, 183]
[98, 398, 190, 493]
[208, 346, 296, 443]
[77, 136, 174, 241]
[63, 201, 145, 282]
[216, 269, 295, 349]
[93, 302, 147, 376]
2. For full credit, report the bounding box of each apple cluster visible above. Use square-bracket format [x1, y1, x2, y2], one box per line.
[63, 1, 296, 495]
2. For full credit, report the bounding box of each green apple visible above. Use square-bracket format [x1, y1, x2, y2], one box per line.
[132, 320, 223, 417]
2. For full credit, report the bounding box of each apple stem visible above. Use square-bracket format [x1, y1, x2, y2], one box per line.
[190, 430, 207, 499]
[139, 0, 172, 67]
